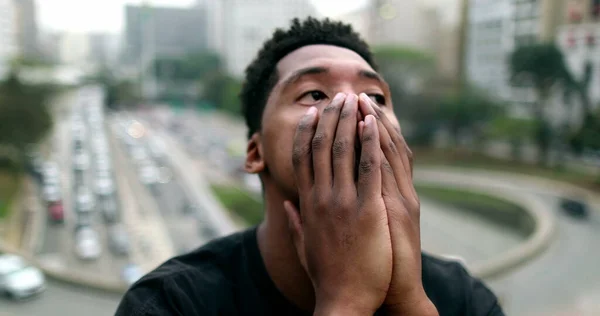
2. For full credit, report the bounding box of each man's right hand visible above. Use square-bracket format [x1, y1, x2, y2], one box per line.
[284, 93, 393, 315]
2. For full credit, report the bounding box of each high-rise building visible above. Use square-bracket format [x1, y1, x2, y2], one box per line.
[123, 5, 208, 65]
[367, 0, 442, 54]
[12, 0, 38, 58]
[0, 0, 18, 78]
[205, 0, 317, 77]
[465, 0, 514, 100]
[553, 0, 600, 125]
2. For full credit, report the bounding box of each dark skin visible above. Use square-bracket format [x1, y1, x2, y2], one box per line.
[245, 44, 438, 315]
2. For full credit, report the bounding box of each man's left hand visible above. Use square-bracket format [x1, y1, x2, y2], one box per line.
[358, 93, 438, 316]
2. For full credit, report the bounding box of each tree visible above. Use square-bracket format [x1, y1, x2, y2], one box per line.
[510, 43, 571, 165]
[372, 46, 436, 110]
[202, 72, 242, 116]
[85, 66, 140, 110]
[0, 71, 53, 166]
[439, 88, 502, 147]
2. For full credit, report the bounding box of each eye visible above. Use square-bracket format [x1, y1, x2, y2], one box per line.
[298, 90, 328, 105]
[368, 94, 386, 106]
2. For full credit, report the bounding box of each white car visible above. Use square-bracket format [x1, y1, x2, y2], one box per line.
[74, 228, 102, 260]
[0, 254, 45, 300]
[75, 188, 95, 213]
[121, 264, 143, 286]
[42, 162, 59, 180]
[95, 177, 115, 196]
[139, 163, 159, 185]
[95, 156, 112, 171]
[131, 147, 148, 162]
[73, 152, 90, 171]
[42, 184, 61, 202]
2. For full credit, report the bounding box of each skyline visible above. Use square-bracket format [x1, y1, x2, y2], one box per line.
[38, 0, 457, 34]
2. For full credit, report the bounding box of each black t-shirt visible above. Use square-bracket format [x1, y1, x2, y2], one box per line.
[116, 227, 504, 316]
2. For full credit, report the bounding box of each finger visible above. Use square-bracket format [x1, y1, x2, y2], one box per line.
[357, 115, 382, 199]
[284, 201, 308, 270]
[292, 106, 318, 193]
[381, 155, 399, 200]
[332, 94, 358, 188]
[359, 94, 416, 200]
[312, 93, 346, 190]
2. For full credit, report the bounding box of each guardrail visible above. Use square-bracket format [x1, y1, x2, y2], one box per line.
[414, 168, 557, 280]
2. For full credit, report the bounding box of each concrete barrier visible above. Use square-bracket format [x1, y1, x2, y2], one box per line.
[0, 241, 128, 295]
[415, 168, 557, 280]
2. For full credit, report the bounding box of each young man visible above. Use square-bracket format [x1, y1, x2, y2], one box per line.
[117, 18, 504, 316]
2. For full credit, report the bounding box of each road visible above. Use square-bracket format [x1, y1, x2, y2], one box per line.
[417, 168, 600, 316]
[36, 90, 127, 285]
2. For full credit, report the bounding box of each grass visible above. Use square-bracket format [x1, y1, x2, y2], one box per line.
[210, 184, 264, 226]
[415, 184, 534, 235]
[0, 170, 20, 220]
[414, 147, 600, 190]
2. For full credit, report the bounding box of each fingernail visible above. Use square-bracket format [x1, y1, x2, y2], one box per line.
[359, 93, 369, 103]
[306, 106, 317, 116]
[333, 92, 346, 103]
[365, 114, 374, 126]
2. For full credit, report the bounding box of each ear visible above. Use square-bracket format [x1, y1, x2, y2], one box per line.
[245, 132, 265, 174]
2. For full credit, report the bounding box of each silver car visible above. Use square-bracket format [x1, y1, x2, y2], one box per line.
[0, 255, 45, 300]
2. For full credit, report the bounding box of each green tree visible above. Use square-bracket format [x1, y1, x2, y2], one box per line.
[372, 46, 436, 109]
[202, 72, 242, 116]
[509, 43, 571, 165]
[86, 66, 140, 110]
[439, 88, 502, 147]
[0, 72, 53, 167]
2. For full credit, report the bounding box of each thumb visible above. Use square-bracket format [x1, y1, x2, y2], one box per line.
[283, 200, 307, 271]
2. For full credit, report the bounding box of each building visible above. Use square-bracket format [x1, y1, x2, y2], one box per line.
[57, 32, 91, 67]
[0, 0, 18, 78]
[123, 5, 208, 66]
[88, 33, 120, 67]
[465, 0, 514, 100]
[12, 0, 38, 58]
[205, 0, 317, 77]
[367, 0, 442, 54]
[552, 0, 600, 126]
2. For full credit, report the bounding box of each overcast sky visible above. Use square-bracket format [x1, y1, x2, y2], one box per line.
[37, 0, 457, 33]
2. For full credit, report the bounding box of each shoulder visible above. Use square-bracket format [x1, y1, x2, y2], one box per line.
[421, 253, 505, 316]
[116, 230, 249, 316]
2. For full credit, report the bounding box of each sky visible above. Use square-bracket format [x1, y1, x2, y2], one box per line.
[37, 0, 457, 33]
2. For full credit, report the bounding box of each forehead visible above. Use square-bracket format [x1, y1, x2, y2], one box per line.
[276, 44, 374, 80]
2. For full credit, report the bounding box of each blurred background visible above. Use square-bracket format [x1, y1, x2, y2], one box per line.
[0, 0, 599, 315]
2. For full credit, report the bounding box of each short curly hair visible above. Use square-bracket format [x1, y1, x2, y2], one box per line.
[240, 17, 377, 139]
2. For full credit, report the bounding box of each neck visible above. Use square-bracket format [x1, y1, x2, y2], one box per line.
[257, 183, 315, 311]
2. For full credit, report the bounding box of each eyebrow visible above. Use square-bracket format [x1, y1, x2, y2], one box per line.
[280, 67, 385, 90]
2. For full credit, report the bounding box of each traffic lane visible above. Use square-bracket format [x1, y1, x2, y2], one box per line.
[420, 198, 524, 264]
[1, 279, 122, 316]
[488, 195, 600, 316]
[153, 178, 206, 254]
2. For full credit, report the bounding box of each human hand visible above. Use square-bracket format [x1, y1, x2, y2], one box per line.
[357, 93, 438, 316]
[284, 93, 393, 315]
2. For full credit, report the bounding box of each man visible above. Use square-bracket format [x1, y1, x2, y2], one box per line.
[117, 17, 504, 316]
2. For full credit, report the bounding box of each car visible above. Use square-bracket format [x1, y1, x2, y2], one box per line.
[42, 162, 59, 180]
[95, 156, 112, 171]
[121, 264, 143, 286]
[47, 201, 64, 223]
[74, 227, 101, 260]
[139, 163, 159, 185]
[108, 224, 130, 256]
[0, 254, 45, 300]
[73, 152, 90, 171]
[131, 147, 148, 162]
[75, 187, 95, 213]
[560, 197, 589, 219]
[42, 184, 61, 202]
[95, 177, 115, 196]
[100, 197, 119, 224]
